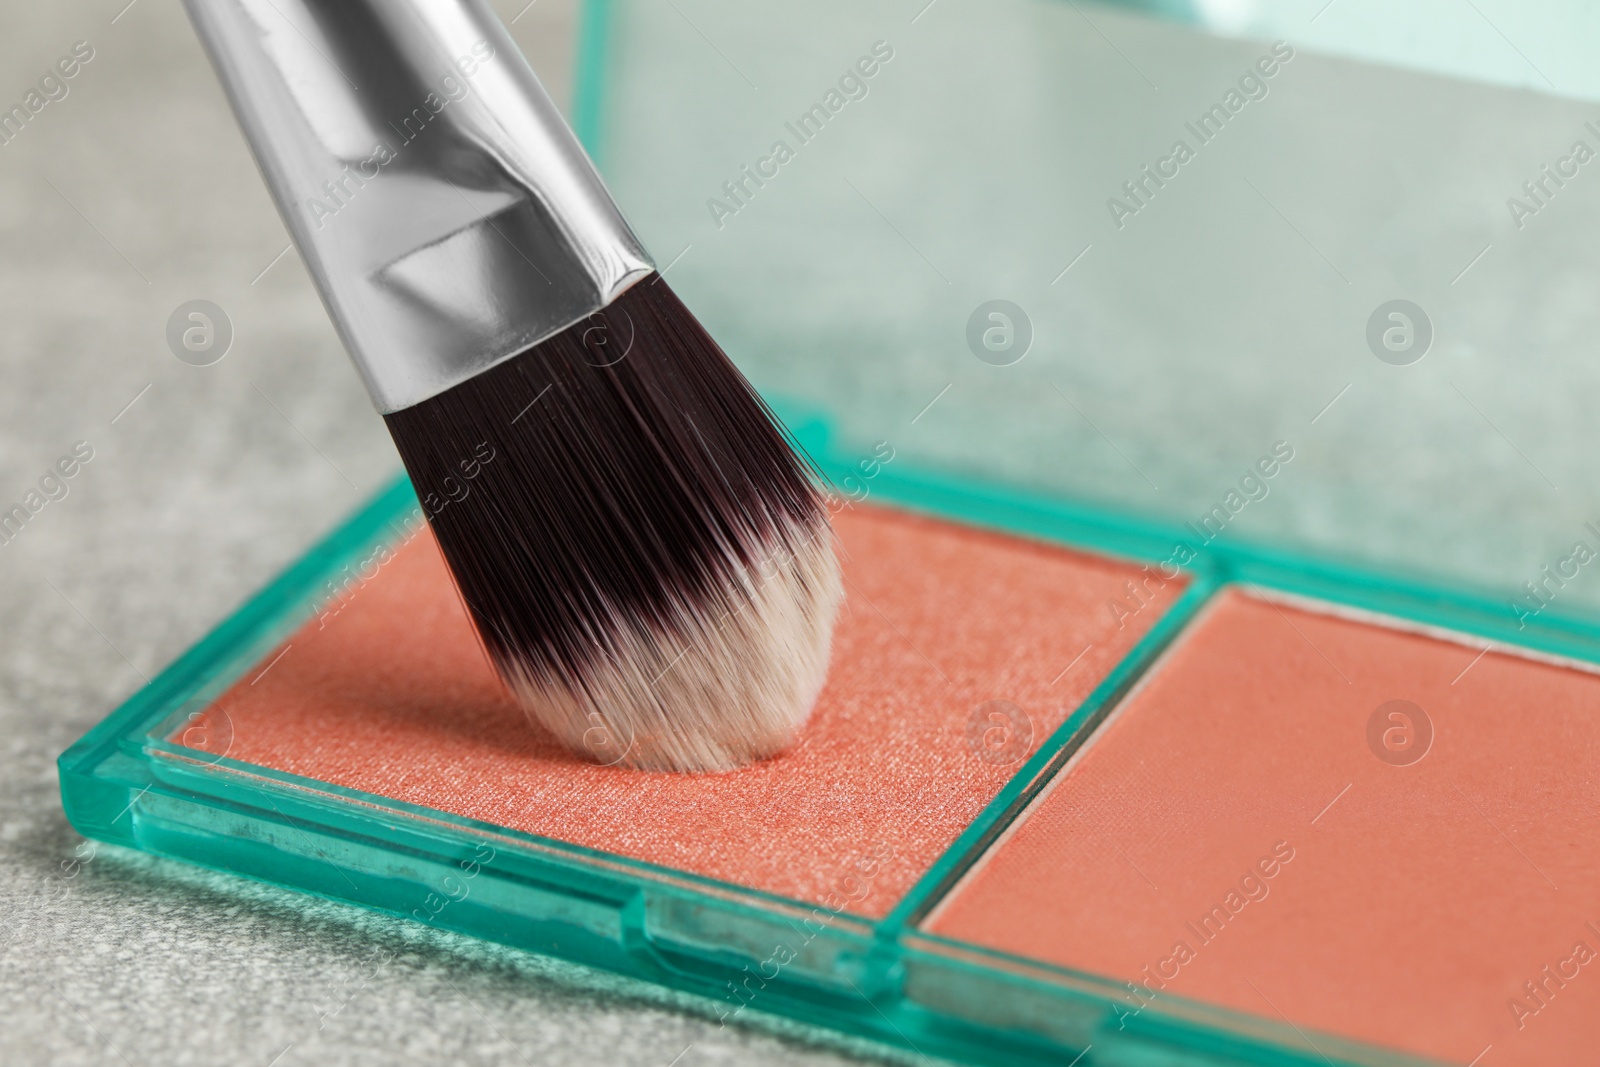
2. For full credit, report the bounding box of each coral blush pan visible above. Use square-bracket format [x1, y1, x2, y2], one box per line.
[181, 502, 1182, 916]
[928, 589, 1600, 1064]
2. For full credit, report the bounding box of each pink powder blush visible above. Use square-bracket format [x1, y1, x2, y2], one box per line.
[180, 503, 1184, 918]
[926, 588, 1600, 1063]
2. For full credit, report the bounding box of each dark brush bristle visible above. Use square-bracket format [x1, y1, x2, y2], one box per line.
[384, 276, 843, 773]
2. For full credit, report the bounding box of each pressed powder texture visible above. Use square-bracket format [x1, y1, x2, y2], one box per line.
[180, 503, 1183, 918]
[926, 588, 1600, 1064]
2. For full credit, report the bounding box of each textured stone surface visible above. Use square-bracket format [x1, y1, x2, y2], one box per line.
[0, 2, 924, 1063]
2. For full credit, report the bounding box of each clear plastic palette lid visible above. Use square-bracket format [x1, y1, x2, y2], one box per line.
[588, 0, 1600, 622]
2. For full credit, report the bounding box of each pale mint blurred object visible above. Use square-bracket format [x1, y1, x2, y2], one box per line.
[589, 0, 1600, 621]
[1097, 0, 1600, 104]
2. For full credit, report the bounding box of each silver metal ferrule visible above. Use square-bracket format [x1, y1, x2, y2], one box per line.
[183, 0, 653, 412]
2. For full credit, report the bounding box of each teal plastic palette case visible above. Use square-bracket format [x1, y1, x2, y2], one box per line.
[60, 1, 1600, 1064]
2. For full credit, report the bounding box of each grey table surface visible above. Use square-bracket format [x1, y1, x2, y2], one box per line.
[0, 2, 928, 1064]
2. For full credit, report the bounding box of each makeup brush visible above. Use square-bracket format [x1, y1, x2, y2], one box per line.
[183, 0, 842, 772]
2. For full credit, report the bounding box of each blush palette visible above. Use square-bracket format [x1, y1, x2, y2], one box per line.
[62, 467, 1600, 1067]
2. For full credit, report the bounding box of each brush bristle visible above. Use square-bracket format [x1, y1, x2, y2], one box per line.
[384, 277, 843, 773]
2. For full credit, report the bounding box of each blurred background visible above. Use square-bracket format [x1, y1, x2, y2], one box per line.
[6, 0, 1600, 1062]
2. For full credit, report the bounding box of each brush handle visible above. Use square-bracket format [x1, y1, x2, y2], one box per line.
[183, 0, 653, 412]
